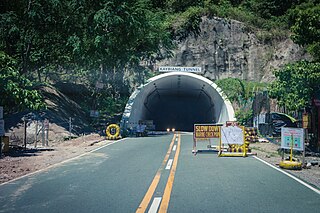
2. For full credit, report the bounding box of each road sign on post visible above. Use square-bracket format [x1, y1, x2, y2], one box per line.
[280, 127, 305, 169]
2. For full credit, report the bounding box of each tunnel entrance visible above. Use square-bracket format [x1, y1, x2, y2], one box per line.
[121, 72, 235, 132]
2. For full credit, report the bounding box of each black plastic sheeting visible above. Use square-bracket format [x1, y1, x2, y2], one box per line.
[259, 112, 297, 137]
[271, 112, 297, 136]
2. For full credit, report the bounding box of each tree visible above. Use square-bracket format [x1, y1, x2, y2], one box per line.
[0, 0, 174, 112]
[289, 3, 320, 61]
[215, 78, 266, 106]
[0, 51, 46, 113]
[216, 78, 267, 125]
[269, 61, 320, 112]
[0, 0, 86, 80]
[85, 0, 172, 69]
[246, 0, 300, 18]
[215, 78, 246, 104]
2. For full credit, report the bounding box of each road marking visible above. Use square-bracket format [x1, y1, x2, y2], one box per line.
[172, 145, 177, 151]
[159, 133, 181, 213]
[253, 156, 320, 195]
[148, 197, 162, 213]
[165, 159, 173, 170]
[0, 138, 125, 186]
[136, 134, 177, 213]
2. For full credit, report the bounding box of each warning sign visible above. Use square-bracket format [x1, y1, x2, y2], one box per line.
[221, 126, 244, 145]
[281, 127, 304, 151]
[194, 124, 220, 138]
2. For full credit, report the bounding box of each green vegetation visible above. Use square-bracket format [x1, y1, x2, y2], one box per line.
[0, 52, 46, 113]
[215, 78, 267, 125]
[0, 0, 173, 116]
[1, 0, 319, 120]
[268, 2, 320, 113]
[288, 3, 320, 61]
[269, 61, 320, 112]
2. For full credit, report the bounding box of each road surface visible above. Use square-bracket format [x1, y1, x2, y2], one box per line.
[0, 133, 319, 213]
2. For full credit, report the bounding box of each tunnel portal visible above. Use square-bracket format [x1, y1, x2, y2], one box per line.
[121, 72, 235, 132]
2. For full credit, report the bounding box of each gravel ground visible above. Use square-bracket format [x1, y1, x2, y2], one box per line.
[1, 136, 319, 190]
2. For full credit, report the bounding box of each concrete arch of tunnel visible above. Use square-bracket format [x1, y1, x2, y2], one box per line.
[121, 72, 235, 132]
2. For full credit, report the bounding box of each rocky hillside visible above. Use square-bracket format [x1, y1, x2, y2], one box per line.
[4, 85, 92, 145]
[156, 16, 310, 82]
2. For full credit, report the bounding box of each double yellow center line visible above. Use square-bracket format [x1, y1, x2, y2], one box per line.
[136, 133, 181, 213]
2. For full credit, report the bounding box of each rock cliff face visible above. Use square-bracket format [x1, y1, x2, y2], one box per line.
[156, 16, 310, 82]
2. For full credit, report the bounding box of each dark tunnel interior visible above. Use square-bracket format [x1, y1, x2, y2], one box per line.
[141, 90, 215, 131]
[123, 73, 234, 132]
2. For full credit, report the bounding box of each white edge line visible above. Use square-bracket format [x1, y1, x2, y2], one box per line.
[253, 156, 320, 195]
[148, 197, 162, 213]
[165, 159, 173, 170]
[0, 138, 126, 186]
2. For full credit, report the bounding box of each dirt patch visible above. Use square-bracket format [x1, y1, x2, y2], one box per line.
[250, 142, 320, 190]
[1, 85, 114, 185]
[0, 134, 110, 184]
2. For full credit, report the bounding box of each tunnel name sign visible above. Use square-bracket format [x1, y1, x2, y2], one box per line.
[194, 124, 220, 138]
[159, 66, 201, 73]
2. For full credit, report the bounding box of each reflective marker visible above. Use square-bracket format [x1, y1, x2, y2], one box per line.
[165, 159, 173, 170]
[172, 145, 177, 151]
[148, 197, 162, 213]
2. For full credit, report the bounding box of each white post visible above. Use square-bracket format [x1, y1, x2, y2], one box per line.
[69, 117, 72, 140]
[35, 120, 38, 148]
[42, 121, 45, 146]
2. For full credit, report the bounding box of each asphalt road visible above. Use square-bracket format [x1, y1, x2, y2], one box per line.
[0, 133, 319, 213]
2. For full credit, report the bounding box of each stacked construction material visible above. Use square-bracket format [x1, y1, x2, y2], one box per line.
[225, 127, 258, 153]
[227, 142, 251, 153]
[245, 127, 259, 143]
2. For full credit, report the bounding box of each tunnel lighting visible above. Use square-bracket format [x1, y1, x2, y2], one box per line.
[172, 128, 175, 132]
[167, 128, 170, 132]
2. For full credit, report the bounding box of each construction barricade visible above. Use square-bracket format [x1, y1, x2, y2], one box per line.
[219, 125, 247, 157]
